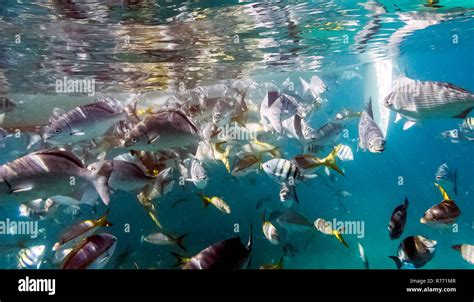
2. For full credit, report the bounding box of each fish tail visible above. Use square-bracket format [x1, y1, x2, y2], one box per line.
[222, 146, 231, 173]
[175, 233, 189, 252]
[299, 77, 310, 95]
[452, 245, 462, 252]
[170, 252, 190, 268]
[268, 147, 281, 158]
[332, 230, 349, 248]
[88, 161, 112, 206]
[277, 255, 285, 269]
[323, 145, 344, 176]
[197, 193, 210, 208]
[434, 182, 451, 202]
[404, 196, 409, 209]
[98, 209, 113, 227]
[148, 210, 163, 229]
[388, 256, 403, 269]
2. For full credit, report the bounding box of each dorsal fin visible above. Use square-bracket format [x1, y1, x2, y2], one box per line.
[34, 149, 84, 168]
[365, 98, 374, 118]
[267, 91, 280, 107]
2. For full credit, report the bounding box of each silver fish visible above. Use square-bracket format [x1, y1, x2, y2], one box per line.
[62, 233, 117, 269]
[178, 158, 208, 189]
[384, 77, 474, 121]
[300, 76, 326, 98]
[332, 108, 361, 123]
[272, 209, 314, 232]
[310, 122, 343, 146]
[43, 97, 131, 145]
[359, 98, 385, 153]
[142, 232, 188, 251]
[19, 198, 59, 220]
[262, 220, 280, 245]
[282, 114, 315, 141]
[389, 235, 437, 269]
[260, 91, 300, 133]
[17, 245, 46, 269]
[435, 163, 458, 196]
[0, 149, 110, 205]
[124, 109, 200, 152]
[262, 158, 313, 185]
[279, 183, 299, 208]
[452, 244, 474, 265]
[358, 242, 369, 269]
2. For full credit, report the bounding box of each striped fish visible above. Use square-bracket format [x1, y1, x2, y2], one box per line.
[452, 244, 474, 265]
[385, 77, 474, 122]
[260, 91, 300, 133]
[62, 233, 117, 269]
[262, 158, 307, 184]
[17, 245, 45, 269]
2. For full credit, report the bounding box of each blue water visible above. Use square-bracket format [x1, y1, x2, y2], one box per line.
[0, 0, 473, 269]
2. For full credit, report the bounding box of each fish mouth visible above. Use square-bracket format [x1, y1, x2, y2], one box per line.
[370, 147, 385, 153]
[419, 218, 427, 224]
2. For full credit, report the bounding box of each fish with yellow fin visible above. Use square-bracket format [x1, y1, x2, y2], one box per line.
[259, 255, 284, 270]
[420, 183, 461, 228]
[197, 193, 231, 214]
[314, 218, 349, 248]
[293, 144, 345, 176]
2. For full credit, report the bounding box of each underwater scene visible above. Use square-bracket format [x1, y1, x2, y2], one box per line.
[0, 0, 473, 271]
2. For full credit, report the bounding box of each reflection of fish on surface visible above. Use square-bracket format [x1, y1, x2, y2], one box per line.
[352, 1, 387, 53]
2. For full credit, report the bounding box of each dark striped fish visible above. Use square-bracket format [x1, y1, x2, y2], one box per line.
[389, 236, 437, 269]
[17, 245, 46, 269]
[172, 229, 252, 270]
[43, 97, 131, 145]
[260, 91, 300, 133]
[384, 77, 474, 121]
[262, 158, 307, 184]
[420, 183, 461, 227]
[388, 197, 409, 240]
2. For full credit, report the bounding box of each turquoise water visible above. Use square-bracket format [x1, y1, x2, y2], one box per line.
[0, 0, 474, 270]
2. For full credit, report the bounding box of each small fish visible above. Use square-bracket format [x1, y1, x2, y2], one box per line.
[0, 97, 21, 114]
[332, 109, 362, 123]
[262, 213, 280, 245]
[19, 198, 59, 220]
[385, 77, 474, 125]
[435, 163, 458, 196]
[124, 109, 200, 152]
[314, 218, 349, 248]
[273, 209, 314, 233]
[279, 183, 299, 208]
[0, 149, 110, 205]
[293, 145, 345, 176]
[231, 154, 261, 177]
[461, 117, 474, 132]
[172, 228, 252, 270]
[178, 158, 208, 189]
[424, 0, 443, 8]
[389, 235, 437, 269]
[197, 193, 231, 214]
[336, 144, 354, 161]
[282, 114, 316, 141]
[260, 91, 300, 133]
[420, 183, 461, 227]
[240, 139, 281, 158]
[142, 232, 188, 251]
[259, 255, 284, 270]
[358, 242, 369, 269]
[43, 97, 133, 145]
[262, 158, 307, 184]
[53, 211, 112, 252]
[388, 197, 409, 240]
[359, 98, 385, 152]
[300, 76, 326, 98]
[62, 233, 117, 269]
[310, 122, 343, 147]
[17, 245, 46, 269]
[452, 244, 474, 265]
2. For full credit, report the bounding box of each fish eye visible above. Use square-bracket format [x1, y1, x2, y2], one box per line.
[55, 128, 62, 134]
[131, 137, 138, 143]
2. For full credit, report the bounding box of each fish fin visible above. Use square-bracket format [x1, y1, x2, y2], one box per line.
[79, 184, 99, 206]
[388, 256, 403, 269]
[247, 222, 253, 250]
[97, 209, 113, 227]
[267, 91, 280, 107]
[323, 145, 345, 176]
[197, 193, 210, 208]
[332, 230, 349, 248]
[293, 186, 300, 204]
[453, 107, 473, 119]
[299, 77, 310, 96]
[9, 185, 33, 194]
[403, 120, 416, 130]
[222, 146, 231, 172]
[434, 182, 451, 201]
[452, 245, 462, 252]
[453, 168, 458, 196]
[26, 132, 43, 150]
[394, 113, 402, 123]
[170, 252, 189, 268]
[92, 178, 111, 206]
[404, 196, 409, 208]
[365, 98, 374, 118]
[148, 135, 160, 144]
[175, 233, 189, 252]
[147, 210, 163, 229]
[52, 108, 66, 119]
